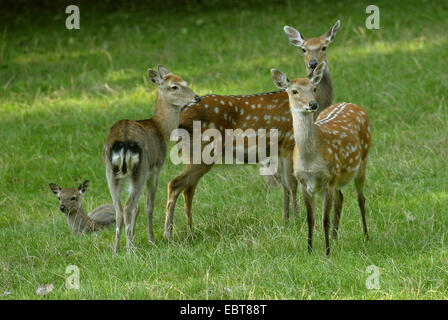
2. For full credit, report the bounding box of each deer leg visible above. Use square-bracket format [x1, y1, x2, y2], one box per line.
[164, 164, 213, 239]
[282, 185, 290, 222]
[280, 155, 297, 221]
[289, 178, 298, 221]
[355, 159, 369, 241]
[323, 188, 334, 256]
[182, 165, 212, 230]
[301, 184, 315, 253]
[106, 166, 123, 253]
[332, 189, 344, 239]
[146, 171, 160, 245]
[164, 176, 186, 240]
[182, 182, 198, 232]
[124, 175, 145, 251]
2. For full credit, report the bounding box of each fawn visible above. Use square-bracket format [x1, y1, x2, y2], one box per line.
[271, 62, 371, 255]
[163, 21, 341, 239]
[49, 180, 115, 234]
[103, 65, 200, 252]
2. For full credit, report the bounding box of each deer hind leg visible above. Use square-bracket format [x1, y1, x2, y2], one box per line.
[281, 155, 298, 221]
[281, 181, 298, 222]
[355, 158, 369, 241]
[332, 189, 344, 239]
[164, 163, 213, 239]
[146, 170, 160, 245]
[323, 187, 334, 256]
[300, 184, 315, 253]
[106, 167, 123, 253]
[183, 182, 199, 232]
[124, 175, 145, 251]
[289, 177, 298, 221]
[282, 185, 290, 222]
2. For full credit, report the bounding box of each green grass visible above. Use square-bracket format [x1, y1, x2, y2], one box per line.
[1, 0, 448, 299]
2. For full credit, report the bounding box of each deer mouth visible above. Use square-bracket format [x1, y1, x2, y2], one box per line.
[304, 107, 317, 113]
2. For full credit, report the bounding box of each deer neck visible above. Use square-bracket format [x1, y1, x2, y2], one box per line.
[152, 94, 181, 143]
[311, 64, 333, 119]
[291, 110, 321, 164]
[66, 206, 94, 233]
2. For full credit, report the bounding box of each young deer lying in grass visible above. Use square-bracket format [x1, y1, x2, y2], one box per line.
[271, 62, 371, 255]
[164, 21, 341, 239]
[103, 65, 200, 252]
[49, 180, 115, 234]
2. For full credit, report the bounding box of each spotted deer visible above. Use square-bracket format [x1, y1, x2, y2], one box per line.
[103, 65, 200, 252]
[265, 20, 341, 190]
[271, 62, 371, 255]
[164, 21, 341, 239]
[49, 180, 115, 234]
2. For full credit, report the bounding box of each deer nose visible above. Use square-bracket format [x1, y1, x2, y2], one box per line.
[195, 95, 201, 102]
[309, 60, 318, 69]
[59, 205, 66, 212]
[309, 101, 318, 110]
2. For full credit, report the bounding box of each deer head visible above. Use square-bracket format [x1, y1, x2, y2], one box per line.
[49, 180, 89, 215]
[271, 62, 326, 113]
[148, 64, 200, 109]
[283, 20, 340, 74]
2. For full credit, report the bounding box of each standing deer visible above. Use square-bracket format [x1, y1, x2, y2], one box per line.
[164, 21, 341, 239]
[264, 20, 341, 204]
[103, 65, 200, 252]
[271, 62, 371, 255]
[49, 180, 115, 234]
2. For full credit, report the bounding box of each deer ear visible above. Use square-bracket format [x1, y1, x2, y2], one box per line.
[310, 62, 326, 85]
[157, 65, 171, 78]
[49, 183, 61, 196]
[283, 25, 305, 48]
[323, 20, 341, 43]
[271, 69, 290, 90]
[148, 68, 163, 85]
[78, 180, 89, 195]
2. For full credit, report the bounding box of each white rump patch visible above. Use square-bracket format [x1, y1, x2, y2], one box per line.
[111, 149, 124, 166]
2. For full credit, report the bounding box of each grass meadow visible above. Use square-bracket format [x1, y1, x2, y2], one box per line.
[0, 0, 447, 299]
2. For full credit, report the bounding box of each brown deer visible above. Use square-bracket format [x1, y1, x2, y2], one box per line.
[283, 20, 340, 109]
[163, 21, 341, 239]
[271, 62, 371, 255]
[265, 21, 341, 191]
[103, 65, 200, 252]
[49, 180, 115, 234]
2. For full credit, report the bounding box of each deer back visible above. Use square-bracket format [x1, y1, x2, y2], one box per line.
[315, 103, 371, 185]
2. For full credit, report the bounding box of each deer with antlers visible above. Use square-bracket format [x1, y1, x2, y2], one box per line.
[271, 62, 371, 255]
[103, 65, 200, 251]
[163, 21, 341, 239]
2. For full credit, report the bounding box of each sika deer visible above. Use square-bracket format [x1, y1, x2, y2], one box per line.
[103, 65, 200, 252]
[264, 20, 341, 201]
[49, 180, 115, 234]
[164, 21, 341, 239]
[271, 62, 371, 255]
[283, 20, 340, 109]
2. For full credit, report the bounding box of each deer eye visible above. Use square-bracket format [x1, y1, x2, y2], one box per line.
[171, 85, 179, 91]
[313, 88, 317, 93]
[292, 89, 298, 94]
[301, 48, 306, 53]
[71, 197, 76, 201]
[322, 46, 327, 51]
